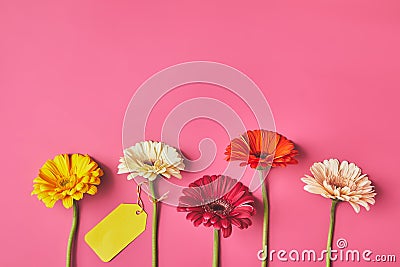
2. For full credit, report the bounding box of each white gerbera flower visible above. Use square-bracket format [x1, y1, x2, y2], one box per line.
[301, 159, 376, 213]
[118, 141, 185, 181]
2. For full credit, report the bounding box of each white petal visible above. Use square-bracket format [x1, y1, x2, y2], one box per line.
[304, 185, 327, 195]
[349, 202, 361, 213]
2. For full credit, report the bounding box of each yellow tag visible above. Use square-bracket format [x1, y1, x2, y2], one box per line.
[85, 204, 147, 262]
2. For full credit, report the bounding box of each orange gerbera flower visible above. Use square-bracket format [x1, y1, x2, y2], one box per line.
[225, 130, 298, 169]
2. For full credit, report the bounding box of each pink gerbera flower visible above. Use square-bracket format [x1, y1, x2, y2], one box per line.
[178, 175, 256, 238]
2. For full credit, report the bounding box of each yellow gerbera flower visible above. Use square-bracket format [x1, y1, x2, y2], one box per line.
[31, 154, 103, 208]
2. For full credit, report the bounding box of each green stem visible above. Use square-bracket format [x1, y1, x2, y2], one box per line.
[213, 229, 220, 267]
[326, 199, 338, 267]
[66, 201, 78, 267]
[149, 181, 158, 267]
[259, 170, 269, 267]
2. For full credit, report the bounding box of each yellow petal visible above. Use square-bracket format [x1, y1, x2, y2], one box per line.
[54, 154, 71, 177]
[62, 196, 73, 209]
[40, 184, 55, 191]
[42, 196, 57, 208]
[87, 185, 97, 195]
[72, 192, 83, 200]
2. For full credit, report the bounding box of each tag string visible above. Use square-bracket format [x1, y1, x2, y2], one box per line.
[136, 181, 169, 214]
[152, 191, 169, 203]
[136, 181, 147, 214]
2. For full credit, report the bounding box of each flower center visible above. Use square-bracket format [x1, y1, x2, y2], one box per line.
[57, 174, 77, 189]
[59, 179, 70, 187]
[143, 160, 154, 166]
[328, 176, 357, 190]
[210, 204, 225, 211]
[205, 199, 232, 215]
[254, 152, 269, 159]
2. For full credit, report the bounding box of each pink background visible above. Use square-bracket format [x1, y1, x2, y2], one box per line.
[1, 0, 399, 266]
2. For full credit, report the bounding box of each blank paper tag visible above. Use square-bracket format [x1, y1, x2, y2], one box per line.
[85, 204, 147, 262]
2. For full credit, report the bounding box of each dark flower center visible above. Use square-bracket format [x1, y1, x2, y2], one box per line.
[254, 152, 269, 159]
[210, 203, 225, 212]
[205, 199, 232, 215]
[143, 160, 154, 166]
[59, 179, 70, 187]
[57, 174, 76, 188]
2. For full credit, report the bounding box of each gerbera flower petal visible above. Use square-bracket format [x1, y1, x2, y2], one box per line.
[62, 196, 73, 209]
[53, 154, 71, 178]
[193, 216, 203, 227]
[221, 225, 232, 238]
[232, 195, 257, 207]
[42, 196, 57, 208]
[186, 212, 202, 222]
[203, 212, 214, 221]
[304, 184, 328, 195]
[87, 185, 98, 195]
[72, 192, 84, 200]
[349, 201, 361, 213]
[240, 218, 252, 228]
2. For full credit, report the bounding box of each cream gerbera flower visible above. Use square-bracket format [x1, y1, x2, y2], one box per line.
[118, 141, 185, 181]
[301, 159, 376, 213]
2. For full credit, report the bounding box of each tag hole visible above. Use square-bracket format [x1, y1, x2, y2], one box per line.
[136, 210, 141, 215]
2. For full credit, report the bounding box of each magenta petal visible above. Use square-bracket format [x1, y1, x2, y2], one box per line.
[240, 218, 252, 228]
[193, 217, 203, 227]
[222, 225, 233, 238]
[231, 217, 244, 228]
[186, 212, 202, 221]
[231, 210, 251, 218]
[203, 212, 213, 220]
[213, 220, 222, 230]
[226, 184, 245, 203]
[210, 215, 221, 224]
[233, 195, 255, 206]
[235, 205, 254, 212]
[204, 221, 212, 227]
[230, 190, 246, 205]
[221, 218, 230, 228]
